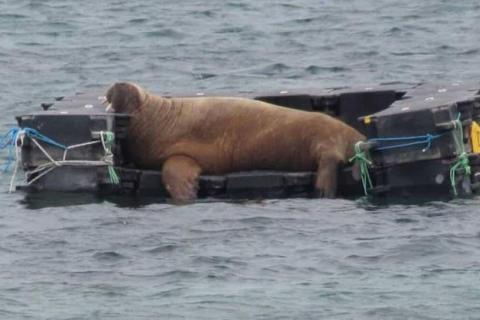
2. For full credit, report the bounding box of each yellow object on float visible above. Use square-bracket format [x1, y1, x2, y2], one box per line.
[470, 121, 480, 153]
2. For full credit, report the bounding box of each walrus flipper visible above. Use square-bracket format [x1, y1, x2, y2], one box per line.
[314, 153, 340, 198]
[162, 155, 202, 203]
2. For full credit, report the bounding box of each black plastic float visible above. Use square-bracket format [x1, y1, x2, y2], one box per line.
[13, 81, 480, 199]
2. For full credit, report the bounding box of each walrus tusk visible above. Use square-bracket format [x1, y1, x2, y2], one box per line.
[105, 103, 113, 112]
[99, 96, 114, 112]
[102, 100, 113, 112]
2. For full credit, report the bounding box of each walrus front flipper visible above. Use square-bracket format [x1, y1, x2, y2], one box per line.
[314, 154, 340, 198]
[162, 155, 202, 203]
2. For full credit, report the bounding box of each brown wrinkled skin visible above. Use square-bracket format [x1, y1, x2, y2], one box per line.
[106, 82, 365, 202]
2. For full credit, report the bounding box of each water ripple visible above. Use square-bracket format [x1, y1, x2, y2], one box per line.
[92, 251, 127, 261]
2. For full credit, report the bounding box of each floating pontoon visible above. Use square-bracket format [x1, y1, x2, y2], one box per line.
[7, 81, 480, 199]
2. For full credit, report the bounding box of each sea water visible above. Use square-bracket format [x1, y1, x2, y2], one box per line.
[1, 0, 480, 318]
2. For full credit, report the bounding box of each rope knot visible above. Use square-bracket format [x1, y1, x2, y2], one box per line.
[422, 133, 435, 152]
[1, 127, 122, 192]
[449, 114, 470, 196]
[100, 131, 120, 185]
[458, 152, 471, 175]
[350, 141, 373, 196]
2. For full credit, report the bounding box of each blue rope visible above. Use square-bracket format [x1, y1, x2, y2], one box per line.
[0, 128, 21, 172]
[349, 131, 446, 195]
[0, 127, 67, 173]
[368, 133, 444, 152]
[22, 128, 67, 150]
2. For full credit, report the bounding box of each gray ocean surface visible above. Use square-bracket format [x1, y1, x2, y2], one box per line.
[1, 0, 480, 319]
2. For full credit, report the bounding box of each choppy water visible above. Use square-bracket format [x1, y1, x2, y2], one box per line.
[1, 0, 480, 319]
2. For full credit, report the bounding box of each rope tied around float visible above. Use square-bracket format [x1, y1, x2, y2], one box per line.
[100, 131, 120, 185]
[350, 113, 470, 196]
[349, 132, 445, 196]
[0, 127, 120, 192]
[349, 141, 373, 196]
[449, 114, 471, 196]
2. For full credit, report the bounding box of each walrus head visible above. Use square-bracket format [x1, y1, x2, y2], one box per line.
[105, 82, 147, 114]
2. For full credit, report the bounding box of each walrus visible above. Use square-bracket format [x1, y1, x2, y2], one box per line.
[105, 82, 365, 202]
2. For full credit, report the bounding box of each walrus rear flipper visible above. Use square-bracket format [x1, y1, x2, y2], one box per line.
[162, 155, 202, 203]
[314, 154, 340, 198]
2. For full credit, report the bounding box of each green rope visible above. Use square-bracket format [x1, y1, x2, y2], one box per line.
[101, 131, 120, 185]
[349, 141, 373, 196]
[449, 115, 471, 196]
[108, 166, 120, 185]
[450, 152, 470, 196]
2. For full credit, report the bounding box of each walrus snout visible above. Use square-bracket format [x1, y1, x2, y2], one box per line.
[105, 82, 146, 114]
